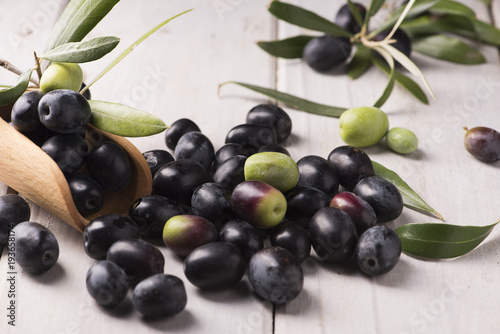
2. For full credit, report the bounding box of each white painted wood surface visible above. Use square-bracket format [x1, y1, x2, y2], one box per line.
[1, 1, 499, 333]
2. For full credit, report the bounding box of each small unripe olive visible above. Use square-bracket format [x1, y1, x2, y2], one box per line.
[40, 62, 83, 93]
[339, 106, 389, 148]
[386, 127, 418, 154]
[244, 152, 299, 192]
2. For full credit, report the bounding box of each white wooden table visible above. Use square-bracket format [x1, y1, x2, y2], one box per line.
[1, 1, 500, 333]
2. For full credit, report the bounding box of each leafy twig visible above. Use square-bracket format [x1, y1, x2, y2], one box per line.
[0, 58, 39, 86]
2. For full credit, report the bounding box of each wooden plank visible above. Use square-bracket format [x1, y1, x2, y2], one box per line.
[274, 0, 500, 333]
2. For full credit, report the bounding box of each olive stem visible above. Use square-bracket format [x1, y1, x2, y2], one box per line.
[0, 58, 40, 86]
[33, 52, 43, 85]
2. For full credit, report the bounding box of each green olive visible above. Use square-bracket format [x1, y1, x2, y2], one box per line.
[386, 127, 418, 154]
[244, 152, 299, 192]
[40, 62, 83, 93]
[339, 106, 389, 148]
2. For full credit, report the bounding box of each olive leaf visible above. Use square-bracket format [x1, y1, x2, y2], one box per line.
[81, 8, 194, 95]
[39, 36, 120, 63]
[257, 35, 314, 59]
[371, 46, 396, 108]
[430, 0, 476, 17]
[365, 0, 385, 25]
[371, 56, 429, 104]
[0, 69, 33, 106]
[44, 0, 121, 51]
[412, 34, 485, 64]
[396, 220, 498, 259]
[400, 14, 475, 37]
[346, 0, 364, 28]
[372, 161, 443, 220]
[219, 81, 347, 117]
[347, 46, 372, 80]
[268, 1, 352, 38]
[89, 100, 167, 137]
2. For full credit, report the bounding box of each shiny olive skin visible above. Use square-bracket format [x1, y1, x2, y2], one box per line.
[353, 176, 403, 223]
[285, 186, 331, 229]
[297, 155, 339, 197]
[225, 124, 277, 153]
[212, 155, 247, 191]
[107, 239, 165, 286]
[218, 220, 264, 263]
[132, 274, 187, 318]
[41, 134, 88, 174]
[129, 195, 184, 239]
[191, 182, 236, 229]
[66, 173, 104, 216]
[464, 126, 500, 162]
[12, 221, 59, 274]
[184, 242, 246, 289]
[270, 220, 311, 263]
[83, 214, 139, 260]
[165, 118, 201, 150]
[11, 90, 45, 133]
[153, 159, 211, 206]
[246, 104, 292, 143]
[86, 260, 129, 308]
[258, 144, 290, 156]
[142, 149, 174, 176]
[309, 207, 358, 262]
[355, 225, 401, 276]
[335, 3, 366, 34]
[37, 89, 91, 134]
[327, 146, 375, 191]
[174, 131, 215, 171]
[248, 246, 303, 304]
[329, 191, 376, 235]
[0, 194, 31, 246]
[303, 35, 352, 72]
[86, 141, 132, 191]
[213, 143, 246, 170]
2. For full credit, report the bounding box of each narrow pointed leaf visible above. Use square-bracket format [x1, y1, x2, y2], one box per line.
[45, 0, 121, 51]
[40, 36, 120, 63]
[220, 81, 347, 117]
[82, 9, 193, 94]
[268, 1, 352, 38]
[366, 0, 385, 18]
[372, 161, 443, 219]
[372, 46, 396, 108]
[0, 69, 33, 106]
[346, 0, 364, 27]
[257, 35, 314, 59]
[347, 46, 372, 80]
[412, 34, 485, 64]
[396, 221, 498, 259]
[89, 100, 167, 137]
[429, 0, 476, 18]
[468, 18, 500, 47]
[371, 56, 428, 104]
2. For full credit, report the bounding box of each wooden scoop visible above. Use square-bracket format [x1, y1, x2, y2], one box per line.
[0, 105, 152, 232]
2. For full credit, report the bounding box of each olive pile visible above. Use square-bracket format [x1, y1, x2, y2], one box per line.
[79, 102, 403, 312]
[10, 87, 133, 216]
[303, 2, 412, 73]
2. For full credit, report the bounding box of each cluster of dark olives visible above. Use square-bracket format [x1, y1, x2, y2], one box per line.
[9, 87, 133, 216]
[80, 102, 403, 309]
[0, 194, 60, 275]
[302, 2, 412, 72]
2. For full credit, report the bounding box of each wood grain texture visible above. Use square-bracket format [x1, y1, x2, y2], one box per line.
[1, 1, 500, 334]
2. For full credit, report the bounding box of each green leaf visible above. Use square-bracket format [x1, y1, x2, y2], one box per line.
[468, 18, 500, 47]
[346, 0, 364, 28]
[347, 46, 372, 80]
[45, 0, 121, 51]
[396, 221, 498, 259]
[88, 100, 167, 137]
[257, 35, 314, 59]
[372, 46, 396, 108]
[372, 161, 443, 219]
[0, 69, 33, 106]
[268, 1, 352, 38]
[219, 81, 347, 118]
[430, 0, 476, 18]
[412, 34, 485, 64]
[366, 0, 385, 18]
[373, 0, 440, 35]
[39, 36, 120, 63]
[81, 9, 193, 95]
[371, 56, 429, 104]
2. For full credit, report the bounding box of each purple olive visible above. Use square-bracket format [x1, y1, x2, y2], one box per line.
[330, 191, 376, 235]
